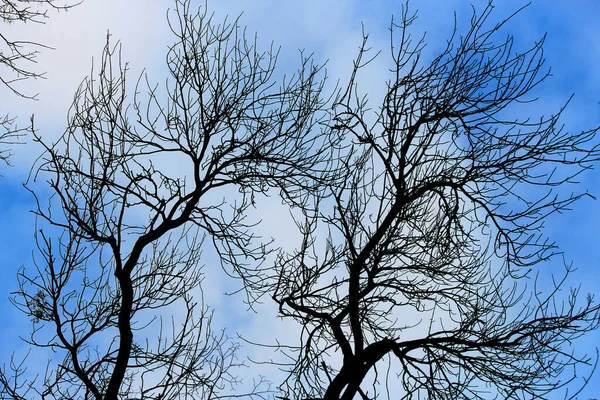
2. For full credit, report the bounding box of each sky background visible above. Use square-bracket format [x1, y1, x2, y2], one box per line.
[0, 0, 599, 398]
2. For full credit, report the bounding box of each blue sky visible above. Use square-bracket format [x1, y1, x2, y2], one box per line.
[0, 0, 599, 398]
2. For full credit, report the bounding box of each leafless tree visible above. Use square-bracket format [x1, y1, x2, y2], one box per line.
[5, 1, 600, 399]
[260, 4, 600, 400]
[0, 0, 331, 398]
[0, 0, 78, 98]
[0, 0, 81, 168]
[0, 114, 27, 167]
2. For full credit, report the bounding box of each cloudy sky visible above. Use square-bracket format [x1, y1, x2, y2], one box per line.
[0, 0, 599, 398]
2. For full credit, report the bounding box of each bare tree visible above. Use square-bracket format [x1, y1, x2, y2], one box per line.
[0, 114, 27, 167]
[262, 4, 600, 400]
[0, 0, 78, 98]
[5, 1, 600, 399]
[0, 0, 330, 398]
[0, 0, 81, 169]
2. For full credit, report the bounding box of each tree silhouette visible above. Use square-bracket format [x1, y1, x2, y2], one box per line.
[2, 1, 600, 400]
[1, 0, 78, 98]
[259, 4, 600, 400]
[1, 0, 81, 168]
[0, 0, 330, 398]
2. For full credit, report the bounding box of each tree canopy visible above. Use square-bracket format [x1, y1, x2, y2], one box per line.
[1, 1, 599, 399]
